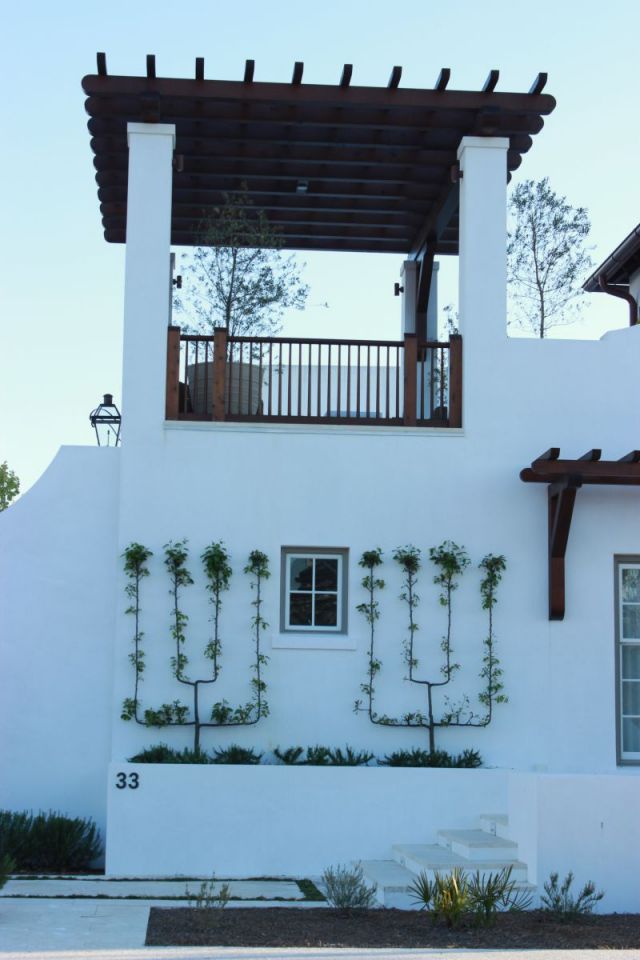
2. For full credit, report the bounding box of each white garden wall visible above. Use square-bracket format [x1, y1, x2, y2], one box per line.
[0, 446, 119, 842]
[106, 764, 507, 876]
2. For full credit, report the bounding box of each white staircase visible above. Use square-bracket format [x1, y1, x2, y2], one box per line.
[360, 813, 534, 909]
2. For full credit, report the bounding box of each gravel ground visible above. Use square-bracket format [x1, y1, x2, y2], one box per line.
[146, 906, 640, 949]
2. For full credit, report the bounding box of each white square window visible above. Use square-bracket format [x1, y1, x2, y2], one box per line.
[281, 548, 348, 634]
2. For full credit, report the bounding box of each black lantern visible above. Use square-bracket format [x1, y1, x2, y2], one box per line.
[89, 394, 121, 447]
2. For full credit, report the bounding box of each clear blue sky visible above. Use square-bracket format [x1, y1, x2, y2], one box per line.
[1, 0, 639, 492]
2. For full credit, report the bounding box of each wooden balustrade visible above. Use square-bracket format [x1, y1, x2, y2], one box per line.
[166, 328, 462, 428]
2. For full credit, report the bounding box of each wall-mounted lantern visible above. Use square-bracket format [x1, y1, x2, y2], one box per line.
[89, 394, 121, 447]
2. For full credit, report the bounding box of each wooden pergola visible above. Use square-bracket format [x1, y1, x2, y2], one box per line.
[521, 449, 640, 620]
[83, 55, 554, 334]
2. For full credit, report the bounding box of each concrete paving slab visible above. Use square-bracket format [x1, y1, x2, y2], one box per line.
[2, 880, 303, 900]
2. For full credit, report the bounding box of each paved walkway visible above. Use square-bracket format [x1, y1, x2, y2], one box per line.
[1, 879, 303, 901]
[0, 881, 637, 959]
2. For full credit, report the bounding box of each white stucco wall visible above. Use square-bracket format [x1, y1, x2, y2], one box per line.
[0, 446, 118, 842]
[508, 772, 640, 912]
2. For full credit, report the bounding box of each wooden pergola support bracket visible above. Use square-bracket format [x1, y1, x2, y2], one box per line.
[548, 478, 581, 620]
[521, 447, 640, 621]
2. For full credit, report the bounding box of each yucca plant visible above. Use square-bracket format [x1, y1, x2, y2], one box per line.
[468, 866, 532, 925]
[432, 868, 471, 927]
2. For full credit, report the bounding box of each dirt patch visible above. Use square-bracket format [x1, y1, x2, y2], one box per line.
[146, 906, 640, 949]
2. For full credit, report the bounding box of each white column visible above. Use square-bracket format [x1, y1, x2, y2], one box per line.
[122, 122, 176, 443]
[457, 136, 509, 429]
[399, 260, 418, 336]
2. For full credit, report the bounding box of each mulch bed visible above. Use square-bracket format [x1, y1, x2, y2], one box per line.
[146, 906, 640, 949]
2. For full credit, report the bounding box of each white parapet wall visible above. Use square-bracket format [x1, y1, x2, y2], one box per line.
[106, 764, 507, 876]
[508, 771, 640, 913]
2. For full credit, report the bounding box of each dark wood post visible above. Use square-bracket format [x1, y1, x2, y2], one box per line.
[403, 333, 417, 426]
[165, 325, 181, 420]
[212, 327, 228, 421]
[448, 334, 462, 428]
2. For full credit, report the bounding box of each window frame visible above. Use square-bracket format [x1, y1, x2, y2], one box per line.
[615, 555, 640, 766]
[280, 547, 349, 635]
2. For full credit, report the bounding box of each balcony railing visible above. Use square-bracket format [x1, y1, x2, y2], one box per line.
[166, 328, 462, 428]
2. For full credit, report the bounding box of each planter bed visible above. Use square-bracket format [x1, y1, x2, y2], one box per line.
[146, 906, 640, 949]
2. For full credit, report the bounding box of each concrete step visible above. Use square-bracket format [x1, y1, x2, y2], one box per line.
[392, 843, 528, 882]
[479, 812, 510, 840]
[437, 829, 519, 862]
[358, 860, 421, 909]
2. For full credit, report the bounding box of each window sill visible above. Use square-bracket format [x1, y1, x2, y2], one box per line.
[271, 633, 357, 651]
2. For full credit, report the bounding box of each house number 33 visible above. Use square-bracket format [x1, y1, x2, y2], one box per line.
[115, 772, 139, 790]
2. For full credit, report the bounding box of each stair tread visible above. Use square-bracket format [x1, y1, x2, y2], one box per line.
[479, 813, 509, 825]
[359, 860, 416, 890]
[393, 843, 526, 872]
[439, 829, 518, 849]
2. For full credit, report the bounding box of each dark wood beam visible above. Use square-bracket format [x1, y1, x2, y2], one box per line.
[96, 52, 107, 76]
[409, 182, 459, 260]
[619, 450, 640, 463]
[435, 68, 451, 91]
[388, 66, 402, 89]
[521, 459, 640, 486]
[548, 479, 581, 620]
[292, 62, 304, 85]
[529, 72, 548, 95]
[146, 55, 156, 79]
[82, 75, 556, 117]
[578, 449, 602, 461]
[195, 58, 204, 81]
[340, 64, 353, 88]
[415, 249, 435, 339]
[244, 59, 255, 83]
[482, 69, 499, 93]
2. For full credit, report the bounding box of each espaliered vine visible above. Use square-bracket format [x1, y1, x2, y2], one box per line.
[121, 540, 270, 752]
[354, 542, 507, 753]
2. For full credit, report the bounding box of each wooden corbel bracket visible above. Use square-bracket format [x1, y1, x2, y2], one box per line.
[548, 477, 581, 620]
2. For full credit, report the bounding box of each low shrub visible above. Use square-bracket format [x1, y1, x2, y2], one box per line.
[541, 871, 604, 919]
[274, 745, 374, 766]
[304, 745, 333, 765]
[186, 874, 231, 909]
[379, 748, 482, 768]
[129, 744, 213, 764]
[273, 746, 305, 764]
[212, 745, 262, 764]
[0, 810, 102, 872]
[328, 746, 374, 766]
[322, 862, 377, 910]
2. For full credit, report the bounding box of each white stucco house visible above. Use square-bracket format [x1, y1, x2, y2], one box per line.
[1, 57, 639, 909]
